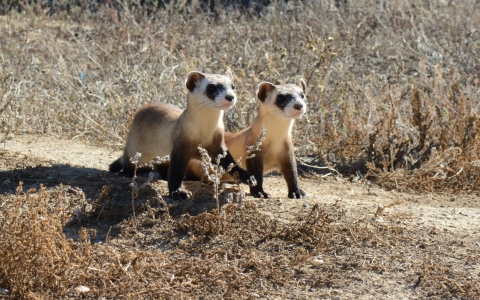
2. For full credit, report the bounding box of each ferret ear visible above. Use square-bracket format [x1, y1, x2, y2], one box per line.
[257, 82, 276, 102]
[186, 71, 206, 92]
[299, 78, 307, 94]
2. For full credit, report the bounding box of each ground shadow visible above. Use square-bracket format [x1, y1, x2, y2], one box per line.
[0, 161, 223, 244]
[0, 162, 158, 241]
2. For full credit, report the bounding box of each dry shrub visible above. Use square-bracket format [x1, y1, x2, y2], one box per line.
[0, 182, 161, 298]
[364, 82, 480, 192]
[0, 183, 78, 296]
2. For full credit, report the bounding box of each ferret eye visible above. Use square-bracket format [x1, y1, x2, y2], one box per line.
[277, 95, 287, 103]
[231, 84, 236, 90]
[206, 84, 216, 93]
[301, 93, 305, 99]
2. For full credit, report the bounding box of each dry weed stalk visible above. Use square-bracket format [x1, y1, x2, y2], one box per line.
[373, 199, 402, 218]
[197, 124, 265, 213]
[128, 152, 169, 226]
[0, 62, 13, 117]
[0, 62, 14, 146]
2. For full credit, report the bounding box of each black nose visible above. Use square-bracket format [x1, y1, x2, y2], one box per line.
[225, 95, 234, 102]
[294, 103, 303, 110]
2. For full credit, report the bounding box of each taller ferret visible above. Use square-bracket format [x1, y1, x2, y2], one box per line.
[109, 71, 256, 200]
[187, 80, 308, 199]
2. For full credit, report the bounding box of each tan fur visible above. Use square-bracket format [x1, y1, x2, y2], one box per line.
[125, 103, 182, 166]
[125, 101, 225, 167]
[229, 105, 294, 171]
[187, 105, 295, 180]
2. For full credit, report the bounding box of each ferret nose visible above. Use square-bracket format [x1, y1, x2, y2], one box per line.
[294, 103, 303, 110]
[225, 95, 234, 102]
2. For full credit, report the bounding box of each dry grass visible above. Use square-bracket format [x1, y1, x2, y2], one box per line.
[1, 0, 480, 298]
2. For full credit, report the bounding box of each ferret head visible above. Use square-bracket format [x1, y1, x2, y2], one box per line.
[185, 71, 237, 110]
[256, 79, 307, 119]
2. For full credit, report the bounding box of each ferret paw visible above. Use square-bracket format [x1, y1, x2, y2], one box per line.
[170, 188, 189, 201]
[250, 186, 270, 199]
[288, 188, 307, 199]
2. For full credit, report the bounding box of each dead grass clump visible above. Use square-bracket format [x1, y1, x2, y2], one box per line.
[177, 200, 410, 259]
[415, 256, 480, 298]
[174, 201, 434, 296]
[177, 202, 276, 240]
[0, 182, 77, 296]
[279, 204, 333, 245]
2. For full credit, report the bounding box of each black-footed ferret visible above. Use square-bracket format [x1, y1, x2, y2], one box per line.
[109, 71, 255, 200]
[187, 80, 308, 199]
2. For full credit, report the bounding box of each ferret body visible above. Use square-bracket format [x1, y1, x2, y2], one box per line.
[110, 71, 255, 200]
[187, 80, 307, 198]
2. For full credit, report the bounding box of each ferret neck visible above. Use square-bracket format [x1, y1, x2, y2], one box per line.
[184, 94, 225, 137]
[252, 105, 294, 141]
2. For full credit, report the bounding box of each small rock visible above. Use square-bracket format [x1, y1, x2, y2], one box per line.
[74, 285, 90, 293]
[312, 259, 324, 266]
[303, 203, 310, 209]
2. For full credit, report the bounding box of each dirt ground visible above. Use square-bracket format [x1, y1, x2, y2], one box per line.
[1, 134, 479, 299]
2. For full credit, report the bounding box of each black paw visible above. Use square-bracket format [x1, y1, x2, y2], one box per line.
[250, 186, 270, 198]
[288, 188, 307, 199]
[170, 188, 189, 201]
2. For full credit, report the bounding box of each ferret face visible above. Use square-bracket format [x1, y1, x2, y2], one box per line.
[256, 80, 307, 119]
[185, 71, 237, 110]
